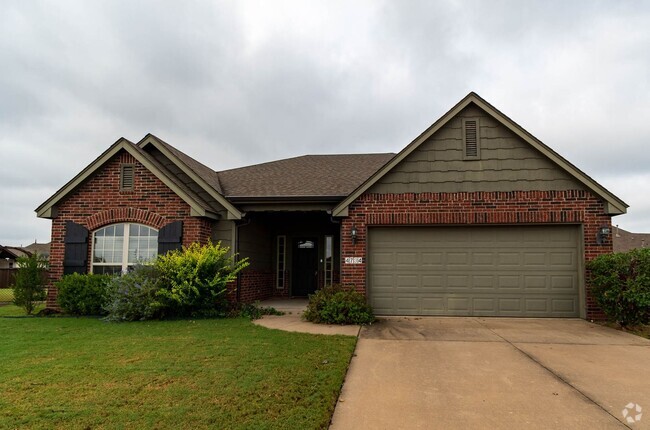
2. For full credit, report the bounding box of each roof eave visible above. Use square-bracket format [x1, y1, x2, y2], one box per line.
[35, 139, 219, 221]
[138, 134, 242, 220]
[333, 92, 628, 217]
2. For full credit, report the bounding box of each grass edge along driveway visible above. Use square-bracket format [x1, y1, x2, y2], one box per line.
[0, 309, 357, 430]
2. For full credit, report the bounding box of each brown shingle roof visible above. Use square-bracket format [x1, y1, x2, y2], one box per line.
[216, 153, 395, 198]
[146, 136, 224, 194]
[613, 227, 650, 252]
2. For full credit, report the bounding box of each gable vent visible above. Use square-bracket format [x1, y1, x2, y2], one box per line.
[120, 164, 135, 190]
[463, 118, 480, 159]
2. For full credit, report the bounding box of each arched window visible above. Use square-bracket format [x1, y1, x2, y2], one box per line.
[92, 223, 158, 274]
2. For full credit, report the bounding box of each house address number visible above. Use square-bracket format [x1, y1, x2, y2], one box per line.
[344, 257, 363, 264]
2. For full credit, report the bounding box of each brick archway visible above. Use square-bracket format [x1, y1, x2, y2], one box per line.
[85, 208, 167, 231]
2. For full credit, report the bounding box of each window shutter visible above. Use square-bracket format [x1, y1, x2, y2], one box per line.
[463, 118, 480, 159]
[158, 221, 183, 254]
[63, 221, 89, 275]
[120, 164, 135, 190]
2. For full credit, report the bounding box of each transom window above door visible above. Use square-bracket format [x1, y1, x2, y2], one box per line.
[297, 240, 315, 249]
[92, 223, 158, 274]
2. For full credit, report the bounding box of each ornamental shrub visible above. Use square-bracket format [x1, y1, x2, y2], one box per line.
[56, 273, 114, 315]
[232, 301, 285, 320]
[154, 241, 249, 318]
[103, 265, 165, 322]
[304, 284, 375, 325]
[13, 253, 48, 315]
[587, 248, 650, 326]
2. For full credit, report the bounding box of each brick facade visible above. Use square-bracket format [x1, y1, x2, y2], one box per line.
[47, 150, 212, 308]
[340, 190, 612, 320]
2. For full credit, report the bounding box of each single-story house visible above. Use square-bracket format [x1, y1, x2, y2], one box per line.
[612, 226, 649, 252]
[37, 92, 627, 319]
[0, 245, 32, 269]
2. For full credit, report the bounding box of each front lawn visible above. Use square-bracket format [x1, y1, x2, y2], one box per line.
[0, 309, 356, 429]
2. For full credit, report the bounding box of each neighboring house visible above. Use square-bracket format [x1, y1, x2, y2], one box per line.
[36, 93, 627, 320]
[0, 242, 50, 269]
[0, 245, 32, 269]
[23, 242, 51, 260]
[612, 226, 650, 252]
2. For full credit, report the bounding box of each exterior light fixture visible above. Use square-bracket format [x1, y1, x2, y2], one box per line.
[596, 226, 610, 245]
[351, 225, 358, 244]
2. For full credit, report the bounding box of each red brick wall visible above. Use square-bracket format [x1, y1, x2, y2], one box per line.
[226, 270, 276, 303]
[340, 190, 612, 320]
[47, 150, 212, 308]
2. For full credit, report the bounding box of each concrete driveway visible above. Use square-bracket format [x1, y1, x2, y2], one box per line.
[330, 318, 650, 429]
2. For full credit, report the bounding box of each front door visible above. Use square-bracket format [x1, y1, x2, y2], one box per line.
[292, 238, 318, 296]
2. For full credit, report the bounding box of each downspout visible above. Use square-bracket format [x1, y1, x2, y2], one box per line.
[234, 215, 251, 302]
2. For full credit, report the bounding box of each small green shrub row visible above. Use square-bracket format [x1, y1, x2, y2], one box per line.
[55, 241, 248, 321]
[304, 284, 375, 325]
[587, 248, 650, 326]
[56, 273, 113, 315]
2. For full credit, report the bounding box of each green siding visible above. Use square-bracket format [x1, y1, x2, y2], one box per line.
[211, 218, 234, 251]
[370, 104, 585, 194]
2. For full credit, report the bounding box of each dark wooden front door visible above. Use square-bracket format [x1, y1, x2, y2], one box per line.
[292, 238, 318, 296]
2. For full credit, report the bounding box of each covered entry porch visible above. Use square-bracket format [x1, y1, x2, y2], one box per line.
[235, 211, 341, 302]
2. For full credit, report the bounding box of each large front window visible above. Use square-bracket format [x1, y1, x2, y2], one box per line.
[92, 223, 158, 274]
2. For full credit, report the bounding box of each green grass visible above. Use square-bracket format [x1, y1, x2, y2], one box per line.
[0, 312, 357, 429]
[0, 303, 45, 316]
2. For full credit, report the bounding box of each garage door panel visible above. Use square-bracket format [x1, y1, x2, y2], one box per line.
[549, 252, 575, 267]
[372, 252, 395, 266]
[472, 298, 497, 312]
[497, 252, 521, 265]
[447, 297, 471, 311]
[550, 275, 576, 291]
[523, 252, 546, 266]
[497, 275, 521, 289]
[421, 297, 445, 312]
[472, 252, 494, 265]
[421, 252, 443, 266]
[472, 275, 496, 289]
[396, 252, 418, 266]
[368, 226, 580, 317]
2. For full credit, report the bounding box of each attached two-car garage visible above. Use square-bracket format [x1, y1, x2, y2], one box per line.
[368, 225, 582, 317]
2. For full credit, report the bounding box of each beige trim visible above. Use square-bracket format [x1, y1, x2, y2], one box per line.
[139, 135, 242, 220]
[36, 139, 217, 220]
[333, 92, 628, 216]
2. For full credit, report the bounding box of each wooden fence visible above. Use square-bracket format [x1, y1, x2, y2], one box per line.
[0, 268, 17, 289]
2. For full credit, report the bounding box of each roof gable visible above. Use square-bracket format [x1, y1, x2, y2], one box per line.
[333, 92, 628, 216]
[35, 139, 220, 220]
[138, 134, 241, 219]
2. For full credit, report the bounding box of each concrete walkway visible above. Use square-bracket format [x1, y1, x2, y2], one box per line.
[253, 298, 360, 336]
[331, 317, 650, 430]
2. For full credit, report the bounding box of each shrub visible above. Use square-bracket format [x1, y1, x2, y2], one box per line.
[587, 248, 650, 326]
[233, 302, 285, 320]
[304, 284, 375, 325]
[56, 273, 114, 315]
[103, 265, 165, 322]
[154, 241, 249, 317]
[13, 253, 48, 315]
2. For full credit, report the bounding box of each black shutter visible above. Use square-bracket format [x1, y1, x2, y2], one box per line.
[63, 221, 89, 275]
[158, 221, 183, 255]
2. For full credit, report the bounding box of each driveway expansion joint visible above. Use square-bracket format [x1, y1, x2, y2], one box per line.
[473, 318, 633, 429]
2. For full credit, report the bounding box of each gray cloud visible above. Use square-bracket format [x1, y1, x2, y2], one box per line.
[1, 0, 649, 245]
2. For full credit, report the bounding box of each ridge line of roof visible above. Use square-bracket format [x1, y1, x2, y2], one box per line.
[217, 152, 396, 173]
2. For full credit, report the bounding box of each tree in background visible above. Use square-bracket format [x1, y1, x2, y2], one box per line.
[13, 253, 49, 315]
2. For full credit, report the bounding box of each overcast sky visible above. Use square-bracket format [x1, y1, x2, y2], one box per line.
[1, 0, 649, 246]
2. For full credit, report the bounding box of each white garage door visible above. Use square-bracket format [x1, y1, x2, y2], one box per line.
[368, 226, 581, 317]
